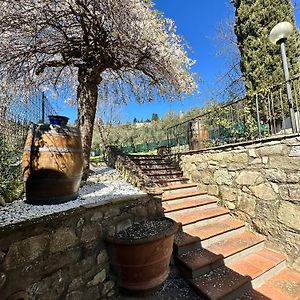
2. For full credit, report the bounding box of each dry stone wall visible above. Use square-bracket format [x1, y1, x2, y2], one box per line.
[180, 135, 300, 271]
[0, 195, 163, 300]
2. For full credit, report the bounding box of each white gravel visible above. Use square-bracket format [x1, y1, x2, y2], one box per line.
[0, 166, 145, 228]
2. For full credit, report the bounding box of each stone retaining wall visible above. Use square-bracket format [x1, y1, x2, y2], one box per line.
[179, 135, 300, 271]
[0, 194, 163, 300]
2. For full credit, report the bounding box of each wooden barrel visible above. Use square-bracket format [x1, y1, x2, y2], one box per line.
[22, 124, 83, 204]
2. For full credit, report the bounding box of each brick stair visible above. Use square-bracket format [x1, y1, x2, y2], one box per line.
[128, 154, 300, 300]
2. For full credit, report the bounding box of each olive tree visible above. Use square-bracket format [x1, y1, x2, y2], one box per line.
[0, 0, 197, 180]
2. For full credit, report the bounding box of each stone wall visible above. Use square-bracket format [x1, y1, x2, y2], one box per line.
[104, 146, 152, 189]
[0, 194, 163, 300]
[179, 135, 300, 271]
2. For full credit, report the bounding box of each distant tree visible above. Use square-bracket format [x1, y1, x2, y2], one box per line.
[233, 0, 300, 94]
[0, 0, 197, 180]
[151, 113, 159, 121]
[133, 117, 138, 123]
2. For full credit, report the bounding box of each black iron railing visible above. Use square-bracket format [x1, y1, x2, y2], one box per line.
[167, 75, 300, 153]
[0, 92, 57, 201]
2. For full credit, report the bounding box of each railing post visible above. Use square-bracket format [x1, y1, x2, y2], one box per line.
[255, 94, 262, 138]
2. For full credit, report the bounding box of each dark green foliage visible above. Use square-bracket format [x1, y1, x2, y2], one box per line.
[233, 0, 300, 94]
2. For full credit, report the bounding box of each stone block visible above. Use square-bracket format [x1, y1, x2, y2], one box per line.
[279, 184, 300, 200]
[66, 291, 84, 300]
[87, 269, 106, 286]
[207, 185, 219, 196]
[104, 207, 120, 219]
[226, 202, 236, 210]
[265, 169, 286, 183]
[286, 172, 300, 183]
[269, 156, 300, 170]
[238, 193, 256, 217]
[197, 184, 208, 193]
[68, 277, 84, 291]
[81, 224, 102, 243]
[4, 234, 48, 270]
[262, 156, 268, 164]
[91, 211, 103, 222]
[50, 228, 78, 253]
[97, 250, 109, 265]
[258, 144, 286, 156]
[289, 146, 300, 157]
[220, 186, 237, 202]
[0, 272, 6, 289]
[248, 149, 257, 158]
[278, 202, 300, 230]
[201, 171, 213, 184]
[235, 171, 263, 186]
[214, 169, 232, 185]
[102, 280, 115, 295]
[230, 153, 248, 163]
[0, 251, 5, 263]
[250, 183, 277, 201]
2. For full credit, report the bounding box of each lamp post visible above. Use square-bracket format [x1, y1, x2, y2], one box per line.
[269, 21, 297, 133]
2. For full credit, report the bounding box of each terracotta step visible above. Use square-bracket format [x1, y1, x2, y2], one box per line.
[184, 218, 245, 247]
[141, 167, 177, 172]
[163, 197, 217, 213]
[139, 164, 174, 170]
[228, 248, 286, 288]
[147, 172, 183, 178]
[166, 207, 229, 226]
[153, 177, 189, 184]
[174, 231, 202, 255]
[162, 183, 199, 197]
[176, 232, 265, 279]
[162, 190, 207, 201]
[242, 268, 300, 300]
[135, 161, 170, 166]
[206, 231, 265, 264]
[190, 265, 252, 300]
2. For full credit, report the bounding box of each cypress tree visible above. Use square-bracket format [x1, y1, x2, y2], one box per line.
[233, 0, 300, 95]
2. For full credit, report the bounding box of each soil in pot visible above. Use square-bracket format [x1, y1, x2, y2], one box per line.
[106, 217, 179, 295]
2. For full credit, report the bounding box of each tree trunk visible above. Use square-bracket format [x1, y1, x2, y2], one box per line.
[77, 67, 101, 182]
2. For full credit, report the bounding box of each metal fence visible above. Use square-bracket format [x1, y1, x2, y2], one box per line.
[0, 92, 57, 202]
[167, 75, 300, 153]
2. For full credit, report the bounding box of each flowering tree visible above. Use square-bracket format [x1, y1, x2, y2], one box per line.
[0, 0, 197, 180]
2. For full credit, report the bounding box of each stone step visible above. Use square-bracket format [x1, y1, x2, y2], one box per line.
[129, 155, 161, 159]
[173, 231, 202, 255]
[241, 268, 300, 300]
[228, 248, 287, 289]
[176, 231, 265, 279]
[189, 265, 252, 300]
[163, 197, 217, 213]
[162, 190, 207, 201]
[162, 183, 199, 197]
[166, 206, 229, 226]
[183, 217, 245, 247]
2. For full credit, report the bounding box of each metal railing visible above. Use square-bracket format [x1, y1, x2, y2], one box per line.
[0, 92, 57, 202]
[167, 75, 300, 153]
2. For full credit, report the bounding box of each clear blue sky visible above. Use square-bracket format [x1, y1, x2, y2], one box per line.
[57, 1, 300, 124]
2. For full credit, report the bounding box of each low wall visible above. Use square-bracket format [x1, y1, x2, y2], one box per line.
[179, 135, 300, 271]
[0, 194, 163, 300]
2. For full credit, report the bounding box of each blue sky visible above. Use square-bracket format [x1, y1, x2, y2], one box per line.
[58, 1, 300, 124]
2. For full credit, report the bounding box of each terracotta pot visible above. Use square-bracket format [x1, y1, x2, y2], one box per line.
[106, 217, 179, 294]
[22, 123, 83, 204]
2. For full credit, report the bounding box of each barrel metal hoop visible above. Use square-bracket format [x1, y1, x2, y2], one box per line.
[23, 146, 83, 153]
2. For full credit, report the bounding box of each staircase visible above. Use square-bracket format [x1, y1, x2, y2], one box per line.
[129, 154, 300, 300]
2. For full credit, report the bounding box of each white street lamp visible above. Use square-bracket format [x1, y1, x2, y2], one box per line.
[269, 21, 297, 133]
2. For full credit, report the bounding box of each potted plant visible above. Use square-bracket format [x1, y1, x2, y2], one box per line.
[106, 217, 178, 295]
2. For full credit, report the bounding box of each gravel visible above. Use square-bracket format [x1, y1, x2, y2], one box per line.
[0, 166, 145, 228]
[115, 218, 176, 240]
